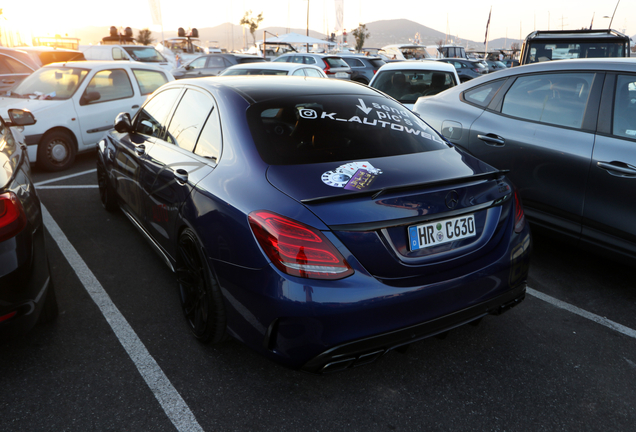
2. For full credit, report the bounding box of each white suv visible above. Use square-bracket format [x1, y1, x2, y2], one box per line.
[0, 61, 174, 171]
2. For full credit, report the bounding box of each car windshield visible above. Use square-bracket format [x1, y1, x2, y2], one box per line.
[123, 46, 166, 62]
[247, 94, 448, 165]
[372, 70, 457, 102]
[6, 66, 89, 100]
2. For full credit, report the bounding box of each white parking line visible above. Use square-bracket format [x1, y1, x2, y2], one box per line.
[527, 287, 636, 340]
[37, 185, 99, 189]
[41, 205, 203, 432]
[35, 169, 97, 187]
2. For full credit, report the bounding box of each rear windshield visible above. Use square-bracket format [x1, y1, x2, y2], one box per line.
[238, 57, 266, 64]
[247, 95, 448, 165]
[324, 57, 348, 68]
[527, 41, 626, 63]
[372, 70, 457, 103]
[369, 58, 386, 69]
[123, 46, 167, 62]
[38, 51, 85, 65]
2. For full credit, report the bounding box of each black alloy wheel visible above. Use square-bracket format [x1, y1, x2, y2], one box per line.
[176, 229, 227, 343]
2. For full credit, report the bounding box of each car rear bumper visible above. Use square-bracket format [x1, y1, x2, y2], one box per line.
[215, 229, 531, 372]
[301, 283, 526, 374]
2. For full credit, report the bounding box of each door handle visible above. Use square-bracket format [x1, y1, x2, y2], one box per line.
[131, 105, 139, 109]
[477, 134, 505, 146]
[597, 161, 636, 177]
[174, 168, 188, 185]
[134, 144, 145, 156]
[2, 79, 15, 84]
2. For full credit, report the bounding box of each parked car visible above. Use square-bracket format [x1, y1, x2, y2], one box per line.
[503, 59, 520, 68]
[413, 58, 636, 263]
[81, 44, 174, 72]
[1, 108, 57, 338]
[96, 76, 530, 373]
[369, 60, 459, 109]
[15, 46, 85, 67]
[0, 61, 173, 171]
[172, 53, 266, 79]
[273, 53, 352, 79]
[220, 62, 327, 77]
[436, 58, 488, 82]
[519, 29, 630, 65]
[379, 44, 434, 60]
[485, 60, 508, 73]
[338, 54, 386, 84]
[0, 49, 38, 93]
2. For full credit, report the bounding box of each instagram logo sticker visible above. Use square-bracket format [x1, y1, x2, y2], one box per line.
[298, 108, 318, 119]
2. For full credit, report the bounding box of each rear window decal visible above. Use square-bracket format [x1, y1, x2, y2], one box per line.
[321, 161, 382, 189]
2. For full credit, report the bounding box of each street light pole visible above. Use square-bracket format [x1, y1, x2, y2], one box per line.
[306, 0, 310, 53]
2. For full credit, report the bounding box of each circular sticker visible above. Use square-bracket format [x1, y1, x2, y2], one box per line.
[321, 170, 351, 188]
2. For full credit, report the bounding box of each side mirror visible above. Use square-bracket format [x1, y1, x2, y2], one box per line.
[185, 65, 192, 70]
[80, 91, 101, 105]
[114, 112, 133, 133]
[7, 109, 36, 127]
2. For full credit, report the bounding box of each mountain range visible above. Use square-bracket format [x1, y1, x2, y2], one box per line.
[73, 19, 520, 52]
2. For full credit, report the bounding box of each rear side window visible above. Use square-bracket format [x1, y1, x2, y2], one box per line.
[501, 72, 594, 128]
[247, 95, 448, 165]
[463, 79, 505, 107]
[167, 89, 214, 151]
[3, 56, 33, 73]
[612, 75, 636, 139]
[132, 69, 169, 95]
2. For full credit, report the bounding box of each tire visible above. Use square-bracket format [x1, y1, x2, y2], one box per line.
[176, 229, 227, 343]
[37, 130, 76, 172]
[37, 277, 59, 324]
[97, 163, 118, 212]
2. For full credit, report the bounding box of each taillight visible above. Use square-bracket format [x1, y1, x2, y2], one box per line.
[0, 192, 27, 242]
[373, 70, 377, 74]
[513, 191, 526, 233]
[472, 68, 481, 73]
[249, 210, 354, 280]
[323, 59, 333, 75]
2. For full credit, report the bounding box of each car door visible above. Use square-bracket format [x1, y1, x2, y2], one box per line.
[582, 73, 636, 257]
[75, 68, 144, 149]
[466, 71, 602, 238]
[182, 56, 208, 78]
[142, 87, 217, 257]
[113, 87, 183, 219]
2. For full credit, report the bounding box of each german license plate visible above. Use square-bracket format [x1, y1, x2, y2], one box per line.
[335, 72, 348, 78]
[408, 214, 476, 251]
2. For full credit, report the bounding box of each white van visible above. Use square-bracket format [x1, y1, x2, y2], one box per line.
[81, 45, 175, 72]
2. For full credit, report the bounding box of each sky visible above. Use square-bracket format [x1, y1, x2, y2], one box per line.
[3, 0, 634, 45]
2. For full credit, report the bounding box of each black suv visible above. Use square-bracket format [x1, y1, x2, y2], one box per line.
[519, 29, 631, 65]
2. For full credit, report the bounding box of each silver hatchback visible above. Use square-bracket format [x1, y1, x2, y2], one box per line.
[273, 53, 352, 80]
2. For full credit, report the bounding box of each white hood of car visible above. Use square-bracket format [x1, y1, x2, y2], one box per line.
[0, 96, 66, 119]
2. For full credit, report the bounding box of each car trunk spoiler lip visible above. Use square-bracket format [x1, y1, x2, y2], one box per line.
[300, 169, 510, 206]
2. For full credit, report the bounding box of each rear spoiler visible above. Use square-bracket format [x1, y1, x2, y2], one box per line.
[301, 170, 509, 205]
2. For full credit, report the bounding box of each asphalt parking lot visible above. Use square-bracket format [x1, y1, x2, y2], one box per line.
[2, 152, 635, 431]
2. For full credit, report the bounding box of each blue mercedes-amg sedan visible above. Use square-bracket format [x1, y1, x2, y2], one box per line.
[96, 76, 531, 373]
